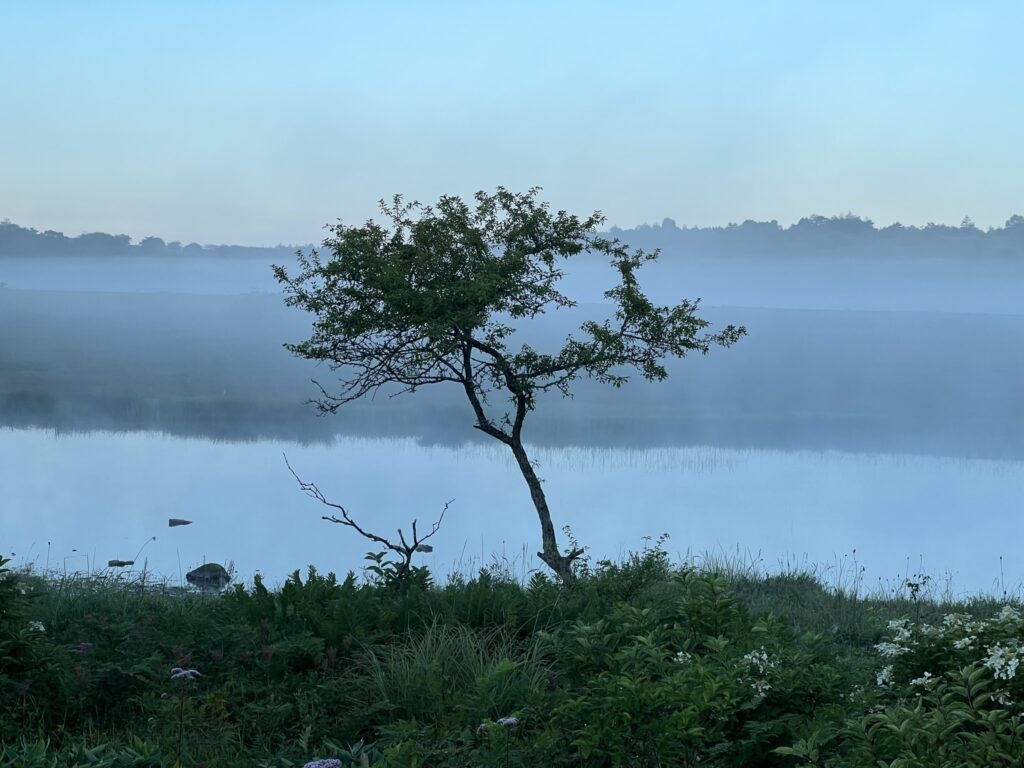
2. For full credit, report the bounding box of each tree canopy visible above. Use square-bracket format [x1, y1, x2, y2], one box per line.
[274, 187, 745, 580]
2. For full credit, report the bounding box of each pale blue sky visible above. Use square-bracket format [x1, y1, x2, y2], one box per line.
[2, 1, 1021, 245]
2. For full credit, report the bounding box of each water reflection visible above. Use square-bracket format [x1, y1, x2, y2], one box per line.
[4, 428, 1022, 597]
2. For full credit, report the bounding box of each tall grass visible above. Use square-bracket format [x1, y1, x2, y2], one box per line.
[351, 619, 549, 726]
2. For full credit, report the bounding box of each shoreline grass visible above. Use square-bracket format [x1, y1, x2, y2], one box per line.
[3, 545, 1023, 767]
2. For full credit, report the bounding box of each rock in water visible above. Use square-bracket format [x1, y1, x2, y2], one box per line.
[168, 518, 192, 527]
[185, 562, 231, 590]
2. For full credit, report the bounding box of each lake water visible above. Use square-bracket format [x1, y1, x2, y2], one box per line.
[4, 427, 1022, 597]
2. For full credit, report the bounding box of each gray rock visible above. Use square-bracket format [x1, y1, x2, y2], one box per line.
[185, 562, 231, 591]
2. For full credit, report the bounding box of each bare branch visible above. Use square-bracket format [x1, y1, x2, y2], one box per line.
[284, 453, 451, 583]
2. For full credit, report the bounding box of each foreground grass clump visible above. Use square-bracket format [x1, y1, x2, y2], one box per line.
[2, 549, 1023, 767]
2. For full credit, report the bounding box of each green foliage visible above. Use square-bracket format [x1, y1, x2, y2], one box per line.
[362, 551, 433, 593]
[0, 555, 27, 623]
[0, 556, 62, 741]
[832, 665, 1024, 767]
[805, 606, 1024, 766]
[0, 554, 31, 675]
[0, 738, 162, 768]
[5, 552, 1024, 767]
[541, 571, 853, 766]
[274, 188, 743, 407]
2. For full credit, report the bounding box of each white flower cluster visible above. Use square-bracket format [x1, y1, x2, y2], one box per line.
[941, 613, 984, 635]
[170, 667, 202, 681]
[875, 641, 910, 658]
[887, 618, 914, 643]
[743, 647, 778, 676]
[997, 606, 1022, 622]
[742, 646, 778, 696]
[874, 619, 917, 658]
[983, 643, 1021, 681]
[673, 650, 693, 664]
[876, 665, 894, 687]
[870, 604, 1024, 693]
[909, 671, 935, 687]
[936, 612, 988, 652]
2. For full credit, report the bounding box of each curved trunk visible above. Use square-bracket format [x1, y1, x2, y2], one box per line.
[509, 438, 577, 582]
[457, 335, 581, 582]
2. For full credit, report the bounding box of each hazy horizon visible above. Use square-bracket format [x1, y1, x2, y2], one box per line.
[3, 3, 1023, 244]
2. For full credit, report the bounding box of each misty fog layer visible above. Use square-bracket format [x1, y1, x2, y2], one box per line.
[6, 213, 1024, 312]
[6, 252, 1024, 315]
[3, 220, 1023, 593]
[2, 288, 1021, 458]
[0, 257, 280, 295]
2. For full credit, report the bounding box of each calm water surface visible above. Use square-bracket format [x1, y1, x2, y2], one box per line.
[4, 427, 1022, 596]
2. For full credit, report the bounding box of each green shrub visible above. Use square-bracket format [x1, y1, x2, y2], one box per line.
[0, 738, 162, 768]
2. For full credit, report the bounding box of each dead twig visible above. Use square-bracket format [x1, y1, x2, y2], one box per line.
[283, 453, 450, 582]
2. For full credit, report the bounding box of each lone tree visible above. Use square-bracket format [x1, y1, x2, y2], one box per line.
[274, 188, 744, 581]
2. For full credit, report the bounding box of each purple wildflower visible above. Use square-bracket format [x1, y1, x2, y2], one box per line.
[302, 760, 343, 768]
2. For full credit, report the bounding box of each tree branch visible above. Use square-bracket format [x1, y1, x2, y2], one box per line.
[460, 341, 512, 444]
[284, 453, 451, 582]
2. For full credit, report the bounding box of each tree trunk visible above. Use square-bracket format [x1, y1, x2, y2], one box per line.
[509, 438, 579, 583]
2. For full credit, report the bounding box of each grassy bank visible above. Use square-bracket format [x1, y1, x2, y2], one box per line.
[2, 545, 1023, 767]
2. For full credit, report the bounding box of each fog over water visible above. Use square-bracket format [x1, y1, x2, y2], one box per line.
[3, 223, 1024, 595]
[0, 256, 278, 295]
[5, 251, 1024, 314]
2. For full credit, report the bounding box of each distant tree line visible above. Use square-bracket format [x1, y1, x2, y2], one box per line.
[609, 213, 1024, 259]
[3, 213, 1024, 260]
[0, 220, 308, 259]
